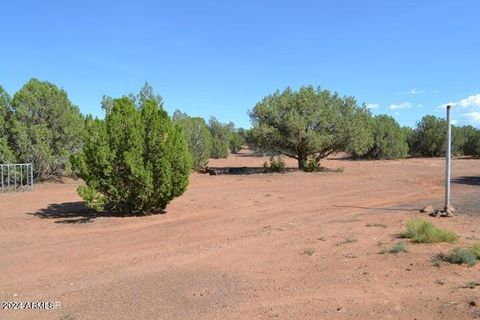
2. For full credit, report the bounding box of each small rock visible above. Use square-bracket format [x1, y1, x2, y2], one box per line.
[429, 210, 441, 217]
[12, 293, 18, 297]
[421, 205, 435, 214]
[446, 204, 456, 213]
[469, 301, 477, 307]
[443, 209, 454, 217]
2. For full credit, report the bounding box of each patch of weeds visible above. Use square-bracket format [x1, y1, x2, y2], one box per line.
[379, 242, 407, 254]
[462, 281, 480, 289]
[336, 236, 357, 246]
[400, 219, 458, 243]
[263, 156, 286, 173]
[470, 243, 480, 259]
[366, 223, 387, 228]
[435, 248, 478, 267]
[390, 242, 407, 253]
[435, 279, 446, 286]
[304, 248, 316, 256]
[334, 166, 345, 173]
[303, 159, 321, 172]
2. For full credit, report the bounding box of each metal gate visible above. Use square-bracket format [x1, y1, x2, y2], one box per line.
[0, 163, 34, 192]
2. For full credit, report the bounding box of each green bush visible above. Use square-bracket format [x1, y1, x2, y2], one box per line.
[471, 243, 480, 259]
[436, 248, 477, 266]
[409, 115, 464, 157]
[173, 110, 212, 171]
[460, 126, 480, 156]
[303, 159, 320, 172]
[0, 86, 16, 163]
[229, 131, 245, 154]
[365, 115, 408, 159]
[73, 91, 192, 215]
[209, 117, 230, 159]
[9, 79, 84, 179]
[400, 219, 458, 243]
[263, 156, 286, 173]
[380, 242, 407, 254]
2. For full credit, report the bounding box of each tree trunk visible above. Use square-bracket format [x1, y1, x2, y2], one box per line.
[297, 154, 307, 170]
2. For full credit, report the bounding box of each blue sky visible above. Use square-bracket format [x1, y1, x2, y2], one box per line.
[1, 0, 479, 128]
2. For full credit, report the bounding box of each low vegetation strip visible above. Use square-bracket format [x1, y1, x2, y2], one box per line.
[400, 219, 458, 243]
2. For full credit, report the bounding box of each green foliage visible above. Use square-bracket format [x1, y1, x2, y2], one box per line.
[303, 159, 320, 172]
[77, 185, 107, 212]
[409, 115, 464, 157]
[436, 248, 477, 266]
[173, 110, 212, 171]
[9, 79, 84, 180]
[229, 131, 245, 154]
[249, 86, 374, 169]
[365, 115, 408, 159]
[74, 86, 192, 214]
[263, 156, 286, 173]
[0, 86, 16, 163]
[460, 125, 480, 156]
[400, 219, 458, 243]
[380, 242, 407, 254]
[471, 243, 480, 259]
[208, 117, 231, 159]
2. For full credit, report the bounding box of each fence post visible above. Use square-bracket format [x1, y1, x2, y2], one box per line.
[30, 163, 34, 191]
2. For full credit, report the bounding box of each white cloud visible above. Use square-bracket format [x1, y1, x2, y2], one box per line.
[389, 102, 413, 110]
[463, 111, 480, 122]
[366, 103, 379, 109]
[439, 94, 480, 125]
[400, 89, 425, 95]
[439, 94, 480, 109]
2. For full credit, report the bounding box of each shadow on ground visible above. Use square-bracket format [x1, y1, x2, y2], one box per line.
[28, 202, 164, 224]
[452, 176, 480, 186]
[332, 205, 419, 212]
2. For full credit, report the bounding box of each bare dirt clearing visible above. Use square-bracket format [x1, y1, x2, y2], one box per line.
[1, 151, 480, 319]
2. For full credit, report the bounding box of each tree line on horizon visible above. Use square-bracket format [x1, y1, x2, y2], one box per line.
[1, 79, 479, 181]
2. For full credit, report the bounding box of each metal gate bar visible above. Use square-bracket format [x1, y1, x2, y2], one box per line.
[0, 163, 33, 192]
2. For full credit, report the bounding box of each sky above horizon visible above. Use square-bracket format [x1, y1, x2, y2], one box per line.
[1, 0, 479, 128]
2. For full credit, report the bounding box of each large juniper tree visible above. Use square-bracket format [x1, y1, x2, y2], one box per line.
[74, 86, 192, 214]
[0, 86, 16, 163]
[249, 86, 373, 168]
[10, 79, 84, 179]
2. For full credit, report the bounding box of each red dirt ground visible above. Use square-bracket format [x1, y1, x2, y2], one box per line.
[1, 151, 480, 319]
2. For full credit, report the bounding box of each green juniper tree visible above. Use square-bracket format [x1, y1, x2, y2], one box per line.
[74, 86, 192, 214]
[173, 110, 212, 171]
[9, 79, 84, 179]
[249, 86, 373, 169]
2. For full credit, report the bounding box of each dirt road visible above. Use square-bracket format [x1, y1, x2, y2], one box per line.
[1, 152, 479, 319]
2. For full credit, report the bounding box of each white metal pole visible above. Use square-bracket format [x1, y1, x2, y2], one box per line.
[30, 163, 34, 191]
[445, 105, 452, 210]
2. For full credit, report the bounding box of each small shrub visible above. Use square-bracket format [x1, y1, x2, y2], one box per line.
[435, 279, 446, 286]
[366, 223, 387, 228]
[436, 248, 477, 266]
[462, 281, 480, 289]
[263, 156, 286, 173]
[379, 242, 407, 254]
[400, 219, 458, 243]
[334, 166, 345, 173]
[303, 159, 320, 172]
[336, 236, 357, 246]
[470, 243, 480, 259]
[304, 248, 315, 256]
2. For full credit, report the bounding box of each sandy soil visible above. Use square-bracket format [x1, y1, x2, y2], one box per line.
[1, 150, 480, 320]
